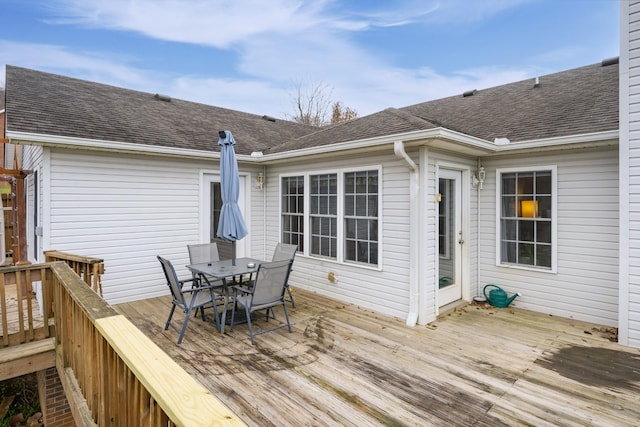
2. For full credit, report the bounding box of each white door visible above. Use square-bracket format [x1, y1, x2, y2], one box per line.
[202, 173, 247, 260]
[438, 169, 463, 306]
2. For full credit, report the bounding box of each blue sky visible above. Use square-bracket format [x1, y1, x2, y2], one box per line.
[1, 0, 620, 118]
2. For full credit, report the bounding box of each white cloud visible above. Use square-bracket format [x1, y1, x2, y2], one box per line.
[2, 1, 544, 117]
[46, 0, 332, 48]
[0, 40, 152, 88]
[0, 36, 535, 118]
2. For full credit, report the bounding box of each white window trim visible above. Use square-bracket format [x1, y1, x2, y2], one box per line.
[278, 166, 383, 271]
[495, 165, 558, 274]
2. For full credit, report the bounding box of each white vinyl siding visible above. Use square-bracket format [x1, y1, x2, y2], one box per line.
[271, 152, 409, 320]
[620, 1, 640, 348]
[480, 147, 619, 326]
[46, 149, 256, 304]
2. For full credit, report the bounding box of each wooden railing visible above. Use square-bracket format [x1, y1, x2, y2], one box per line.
[0, 263, 54, 349]
[44, 250, 104, 296]
[1, 262, 245, 426]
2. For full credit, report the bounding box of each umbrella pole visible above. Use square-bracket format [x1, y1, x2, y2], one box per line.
[232, 241, 236, 266]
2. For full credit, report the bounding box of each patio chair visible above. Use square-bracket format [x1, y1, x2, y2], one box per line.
[157, 256, 223, 344]
[189, 241, 246, 287]
[271, 242, 298, 307]
[187, 242, 220, 265]
[229, 258, 293, 345]
[187, 242, 226, 314]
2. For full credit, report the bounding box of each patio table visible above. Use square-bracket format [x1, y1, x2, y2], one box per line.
[187, 257, 262, 333]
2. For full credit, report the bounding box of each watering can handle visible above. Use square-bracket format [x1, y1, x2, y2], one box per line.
[483, 284, 501, 300]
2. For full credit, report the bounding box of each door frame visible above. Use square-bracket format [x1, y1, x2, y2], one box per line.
[435, 162, 472, 312]
[199, 170, 250, 258]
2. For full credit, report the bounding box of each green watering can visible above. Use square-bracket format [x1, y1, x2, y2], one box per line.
[483, 284, 521, 308]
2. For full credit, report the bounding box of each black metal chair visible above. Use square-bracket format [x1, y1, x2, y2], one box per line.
[157, 256, 223, 344]
[229, 259, 293, 345]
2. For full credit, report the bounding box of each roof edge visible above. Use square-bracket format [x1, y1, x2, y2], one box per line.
[493, 130, 619, 152]
[6, 131, 219, 160]
[7, 128, 618, 163]
[257, 128, 496, 162]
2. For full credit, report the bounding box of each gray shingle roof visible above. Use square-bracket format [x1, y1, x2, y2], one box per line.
[401, 60, 619, 142]
[4, 60, 619, 158]
[267, 60, 619, 154]
[4, 66, 315, 155]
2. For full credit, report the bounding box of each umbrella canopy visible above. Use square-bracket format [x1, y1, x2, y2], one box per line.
[216, 130, 248, 265]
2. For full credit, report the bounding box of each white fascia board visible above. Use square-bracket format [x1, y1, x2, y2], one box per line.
[493, 130, 619, 152]
[7, 131, 219, 160]
[7, 128, 619, 164]
[255, 128, 496, 162]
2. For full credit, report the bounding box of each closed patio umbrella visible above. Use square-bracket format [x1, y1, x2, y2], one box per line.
[216, 130, 248, 266]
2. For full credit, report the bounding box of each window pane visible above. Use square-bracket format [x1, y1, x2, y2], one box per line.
[502, 173, 516, 194]
[502, 219, 517, 240]
[368, 175, 378, 194]
[517, 173, 534, 194]
[369, 243, 378, 264]
[536, 172, 552, 194]
[368, 195, 378, 216]
[502, 241, 517, 263]
[537, 222, 551, 244]
[537, 195, 552, 219]
[518, 220, 534, 242]
[537, 244, 552, 267]
[355, 173, 367, 193]
[346, 218, 356, 239]
[370, 220, 378, 241]
[345, 195, 354, 216]
[502, 196, 516, 217]
[518, 243, 535, 265]
[346, 239, 356, 260]
[355, 195, 367, 216]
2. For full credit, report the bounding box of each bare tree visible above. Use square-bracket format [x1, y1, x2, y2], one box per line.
[285, 80, 357, 126]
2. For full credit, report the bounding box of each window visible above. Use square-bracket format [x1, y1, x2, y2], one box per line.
[310, 174, 337, 258]
[498, 168, 554, 270]
[280, 168, 380, 267]
[438, 178, 452, 258]
[344, 171, 378, 264]
[281, 176, 304, 251]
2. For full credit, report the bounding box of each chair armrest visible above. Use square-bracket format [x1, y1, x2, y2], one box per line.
[230, 284, 253, 295]
[178, 276, 200, 290]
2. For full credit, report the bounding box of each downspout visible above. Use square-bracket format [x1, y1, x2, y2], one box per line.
[394, 141, 419, 326]
[262, 165, 267, 259]
[476, 157, 482, 298]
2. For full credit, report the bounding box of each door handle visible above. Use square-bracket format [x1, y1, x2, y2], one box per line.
[458, 231, 464, 245]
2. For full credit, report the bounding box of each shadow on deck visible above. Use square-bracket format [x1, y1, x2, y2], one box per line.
[116, 289, 640, 427]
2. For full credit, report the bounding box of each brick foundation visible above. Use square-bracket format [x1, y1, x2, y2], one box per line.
[37, 368, 74, 426]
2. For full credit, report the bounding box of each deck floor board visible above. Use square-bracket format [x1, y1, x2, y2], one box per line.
[115, 290, 640, 427]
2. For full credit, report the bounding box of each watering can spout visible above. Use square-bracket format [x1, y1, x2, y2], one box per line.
[482, 284, 520, 308]
[505, 293, 519, 306]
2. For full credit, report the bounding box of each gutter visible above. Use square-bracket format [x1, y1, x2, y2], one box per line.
[394, 141, 419, 327]
[6, 129, 618, 164]
[7, 131, 220, 160]
[6, 128, 496, 162]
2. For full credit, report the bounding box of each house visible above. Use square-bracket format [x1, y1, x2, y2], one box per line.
[619, 1, 640, 349]
[4, 54, 633, 346]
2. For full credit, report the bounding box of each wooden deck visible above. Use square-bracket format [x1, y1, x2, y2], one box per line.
[115, 289, 640, 427]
